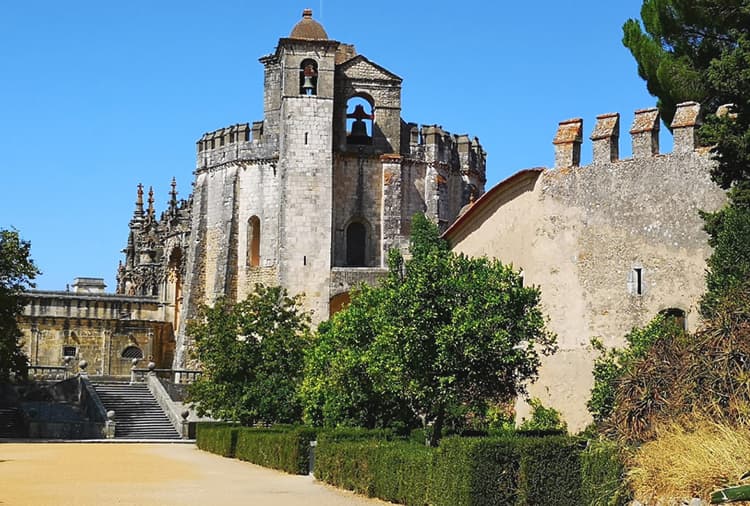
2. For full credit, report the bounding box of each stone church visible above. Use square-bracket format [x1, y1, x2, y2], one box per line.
[115, 10, 485, 369]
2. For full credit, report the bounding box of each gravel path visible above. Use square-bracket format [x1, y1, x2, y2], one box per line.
[0, 443, 391, 506]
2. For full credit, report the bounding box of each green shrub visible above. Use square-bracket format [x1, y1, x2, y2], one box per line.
[516, 436, 583, 506]
[234, 426, 316, 474]
[315, 439, 433, 506]
[195, 422, 240, 457]
[316, 426, 395, 445]
[431, 436, 520, 506]
[518, 398, 567, 433]
[581, 440, 630, 506]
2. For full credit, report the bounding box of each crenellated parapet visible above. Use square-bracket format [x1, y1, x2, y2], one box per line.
[195, 121, 278, 170]
[553, 101, 704, 169]
[404, 123, 486, 185]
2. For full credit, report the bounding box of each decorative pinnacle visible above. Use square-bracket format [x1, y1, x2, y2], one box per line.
[135, 183, 144, 216]
[169, 177, 178, 209]
[147, 186, 155, 216]
[302, 8, 313, 18]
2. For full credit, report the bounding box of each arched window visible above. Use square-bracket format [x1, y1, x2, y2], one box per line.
[300, 59, 318, 95]
[121, 345, 143, 359]
[346, 96, 373, 145]
[247, 216, 260, 267]
[346, 222, 366, 267]
[660, 307, 687, 330]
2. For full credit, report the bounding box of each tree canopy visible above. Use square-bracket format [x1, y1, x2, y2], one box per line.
[187, 284, 311, 425]
[0, 228, 39, 381]
[301, 214, 556, 445]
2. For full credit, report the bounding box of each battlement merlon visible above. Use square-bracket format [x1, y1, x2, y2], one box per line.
[406, 124, 486, 180]
[195, 121, 278, 170]
[553, 101, 706, 169]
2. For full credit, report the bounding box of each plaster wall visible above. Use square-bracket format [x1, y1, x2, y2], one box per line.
[450, 150, 725, 431]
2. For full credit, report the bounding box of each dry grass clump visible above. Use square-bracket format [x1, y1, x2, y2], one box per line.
[629, 417, 750, 502]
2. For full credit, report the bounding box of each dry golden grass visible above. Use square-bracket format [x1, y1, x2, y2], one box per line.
[628, 417, 750, 502]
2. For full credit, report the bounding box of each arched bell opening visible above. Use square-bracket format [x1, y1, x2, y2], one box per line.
[346, 95, 373, 145]
[300, 59, 318, 96]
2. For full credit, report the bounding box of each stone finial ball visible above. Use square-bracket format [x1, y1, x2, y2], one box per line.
[78, 359, 88, 370]
[181, 409, 190, 420]
[131, 358, 139, 366]
[147, 361, 156, 371]
[107, 410, 116, 420]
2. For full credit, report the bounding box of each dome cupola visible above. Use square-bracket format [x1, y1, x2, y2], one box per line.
[289, 9, 328, 40]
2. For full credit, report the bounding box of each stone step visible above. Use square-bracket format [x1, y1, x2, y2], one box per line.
[91, 382, 180, 440]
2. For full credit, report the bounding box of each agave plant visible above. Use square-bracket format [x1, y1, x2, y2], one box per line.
[711, 472, 750, 504]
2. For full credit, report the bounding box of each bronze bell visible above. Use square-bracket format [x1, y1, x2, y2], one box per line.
[302, 76, 315, 95]
[350, 118, 368, 138]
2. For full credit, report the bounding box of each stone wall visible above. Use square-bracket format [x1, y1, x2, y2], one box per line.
[447, 103, 726, 431]
[20, 291, 174, 376]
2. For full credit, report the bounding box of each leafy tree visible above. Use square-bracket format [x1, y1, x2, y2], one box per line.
[300, 288, 417, 431]
[0, 228, 39, 381]
[623, 0, 750, 316]
[302, 214, 556, 445]
[187, 284, 311, 425]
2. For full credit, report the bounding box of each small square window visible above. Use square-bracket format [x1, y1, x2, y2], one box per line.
[62, 345, 77, 358]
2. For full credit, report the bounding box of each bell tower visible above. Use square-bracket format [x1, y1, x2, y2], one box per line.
[275, 9, 338, 319]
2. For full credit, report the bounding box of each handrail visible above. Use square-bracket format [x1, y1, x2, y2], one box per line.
[130, 367, 202, 384]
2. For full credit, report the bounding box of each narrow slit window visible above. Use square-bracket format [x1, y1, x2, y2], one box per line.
[634, 268, 643, 295]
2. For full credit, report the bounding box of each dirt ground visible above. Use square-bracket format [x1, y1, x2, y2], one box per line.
[0, 443, 391, 506]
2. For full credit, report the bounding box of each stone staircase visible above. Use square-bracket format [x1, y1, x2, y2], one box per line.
[0, 406, 24, 438]
[91, 382, 180, 439]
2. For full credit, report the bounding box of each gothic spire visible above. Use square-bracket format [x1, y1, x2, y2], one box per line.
[169, 177, 178, 211]
[147, 186, 155, 217]
[133, 183, 145, 219]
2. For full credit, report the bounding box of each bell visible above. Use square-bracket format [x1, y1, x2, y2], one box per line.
[302, 75, 315, 95]
[350, 119, 368, 138]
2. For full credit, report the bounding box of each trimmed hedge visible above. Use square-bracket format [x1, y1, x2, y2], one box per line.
[195, 422, 240, 457]
[516, 436, 583, 506]
[581, 440, 630, 506]
[431, 436, 520, 506]
[316, 426, 395, 445]
[197, 423, 605, 506]
[235, 426, 316, 475]
[315, 439, 433, 506]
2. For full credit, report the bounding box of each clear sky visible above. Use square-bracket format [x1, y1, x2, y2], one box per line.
[0, 1, 662, 291]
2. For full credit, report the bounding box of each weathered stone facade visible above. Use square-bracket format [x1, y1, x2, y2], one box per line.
[19, 278, 175, 375]
[446, 102, 726, 431]
[171, 11, 485, 368]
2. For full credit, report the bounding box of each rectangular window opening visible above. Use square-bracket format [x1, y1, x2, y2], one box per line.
[62, 345, 77, 358]
[634, 267, 643, 295]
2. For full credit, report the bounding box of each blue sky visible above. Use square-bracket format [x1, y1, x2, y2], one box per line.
[0, 1, 662, 291]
